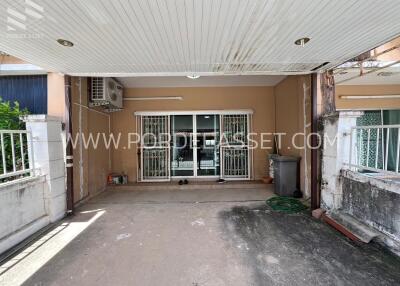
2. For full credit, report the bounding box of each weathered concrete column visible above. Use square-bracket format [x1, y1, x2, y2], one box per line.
[321, 111, 363, 210]
[23, 115, 66, 222]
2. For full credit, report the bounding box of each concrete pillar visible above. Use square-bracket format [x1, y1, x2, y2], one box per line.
[23, 115, 66, 222]
[321, 111, 363, 210]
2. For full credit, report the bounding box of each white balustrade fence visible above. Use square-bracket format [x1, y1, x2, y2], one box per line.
[0, 130, 35, 183]
[347, 125, 400, 175]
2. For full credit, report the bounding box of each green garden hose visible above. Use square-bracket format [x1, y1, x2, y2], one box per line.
[266, 196, 308, 214]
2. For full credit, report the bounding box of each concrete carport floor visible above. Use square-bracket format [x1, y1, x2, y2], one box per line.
[1, 186, 400, 286]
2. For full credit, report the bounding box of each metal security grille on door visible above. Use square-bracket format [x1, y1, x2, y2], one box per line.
[221, 114, 250, 179]
[140, 116, 170, 181]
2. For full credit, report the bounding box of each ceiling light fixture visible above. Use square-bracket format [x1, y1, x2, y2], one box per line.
[377, 72, 394, 77]
[187, 74, 200, 79]
[57, 39, 74, 47]
[294, 37, 311, 47]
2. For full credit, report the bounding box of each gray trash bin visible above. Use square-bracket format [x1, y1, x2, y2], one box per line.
[273, 155, 300, 197]
[267, 154, 279, 178]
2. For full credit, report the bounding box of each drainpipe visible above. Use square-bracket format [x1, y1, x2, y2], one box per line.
[311, 73, 320, 210]
[65, 75, 74, 214]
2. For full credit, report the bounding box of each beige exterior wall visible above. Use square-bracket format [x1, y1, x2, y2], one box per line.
[336, 85, 400, 110]
[374, 37, 400, 61]
[71, 78, 111, 204]
[47, 73, 66, 119]
[70, 76, 312, 197]
[111, 86, 276, 182]
[274, 76, 312, 197]
[1, 55, 27, 64]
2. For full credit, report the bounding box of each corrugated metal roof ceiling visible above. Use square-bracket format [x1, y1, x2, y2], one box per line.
[1, 0, 400, 76]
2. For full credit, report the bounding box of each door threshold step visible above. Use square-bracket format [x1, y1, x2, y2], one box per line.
[322, 211, 380, 243]
[107, 181, 270, 192]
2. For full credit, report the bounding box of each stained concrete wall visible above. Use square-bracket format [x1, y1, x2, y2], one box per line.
[341, 171, 400, 255]
[320, 111, 363, 209]
[0, 177, 49, 254]
[320, 109, 400, 255]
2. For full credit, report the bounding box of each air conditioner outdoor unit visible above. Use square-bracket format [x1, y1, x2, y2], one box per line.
[90, 77, 123, 110]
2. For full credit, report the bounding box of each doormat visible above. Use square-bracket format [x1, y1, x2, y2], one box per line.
[266, 197, 308, 214]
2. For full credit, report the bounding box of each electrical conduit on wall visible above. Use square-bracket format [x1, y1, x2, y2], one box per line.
[78, 77, 84, 200]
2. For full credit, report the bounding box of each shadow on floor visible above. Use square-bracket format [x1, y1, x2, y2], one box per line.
[219, 204, 400, 286]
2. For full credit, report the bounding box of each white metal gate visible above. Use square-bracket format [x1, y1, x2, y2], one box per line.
[220, 114, 251, 180]
[139, 115, 170, 182]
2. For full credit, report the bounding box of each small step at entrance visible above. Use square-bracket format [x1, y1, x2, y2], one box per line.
[323, 211, 380, 243]
[107, 180, 270, 192]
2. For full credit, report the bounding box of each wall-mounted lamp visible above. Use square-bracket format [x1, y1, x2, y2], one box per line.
[124, 96, 183, 101]
[339, 94, 400, 99]
[187, 74, 200, 79]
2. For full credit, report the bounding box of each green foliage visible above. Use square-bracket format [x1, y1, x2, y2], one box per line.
[0, 98, 29, 180]
[0, 98, 29, 130]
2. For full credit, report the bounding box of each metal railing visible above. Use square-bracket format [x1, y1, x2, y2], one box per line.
[0, 130, 35, 183]
[347, 125, 400, 175]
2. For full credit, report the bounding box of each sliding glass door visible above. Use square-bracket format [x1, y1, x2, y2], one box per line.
[170, 115, 194, 176]
[170, 114, 220, 177]
[196, 115, 220, 176]
[137, 111, 251, 181]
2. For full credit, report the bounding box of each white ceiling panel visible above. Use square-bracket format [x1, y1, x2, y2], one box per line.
[0, 0, 400, 76]
[336, 67, 400, 86]
[118, 75, 286, 88]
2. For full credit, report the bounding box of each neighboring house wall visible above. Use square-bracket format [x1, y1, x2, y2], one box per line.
[336, 85, 400, 110]
[321, 108, 400, 255]
[71, 78, 110, 204]
[111, 85, 276, 182]
[274, 75, 312, 197]
[0, 75, 48, 114]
